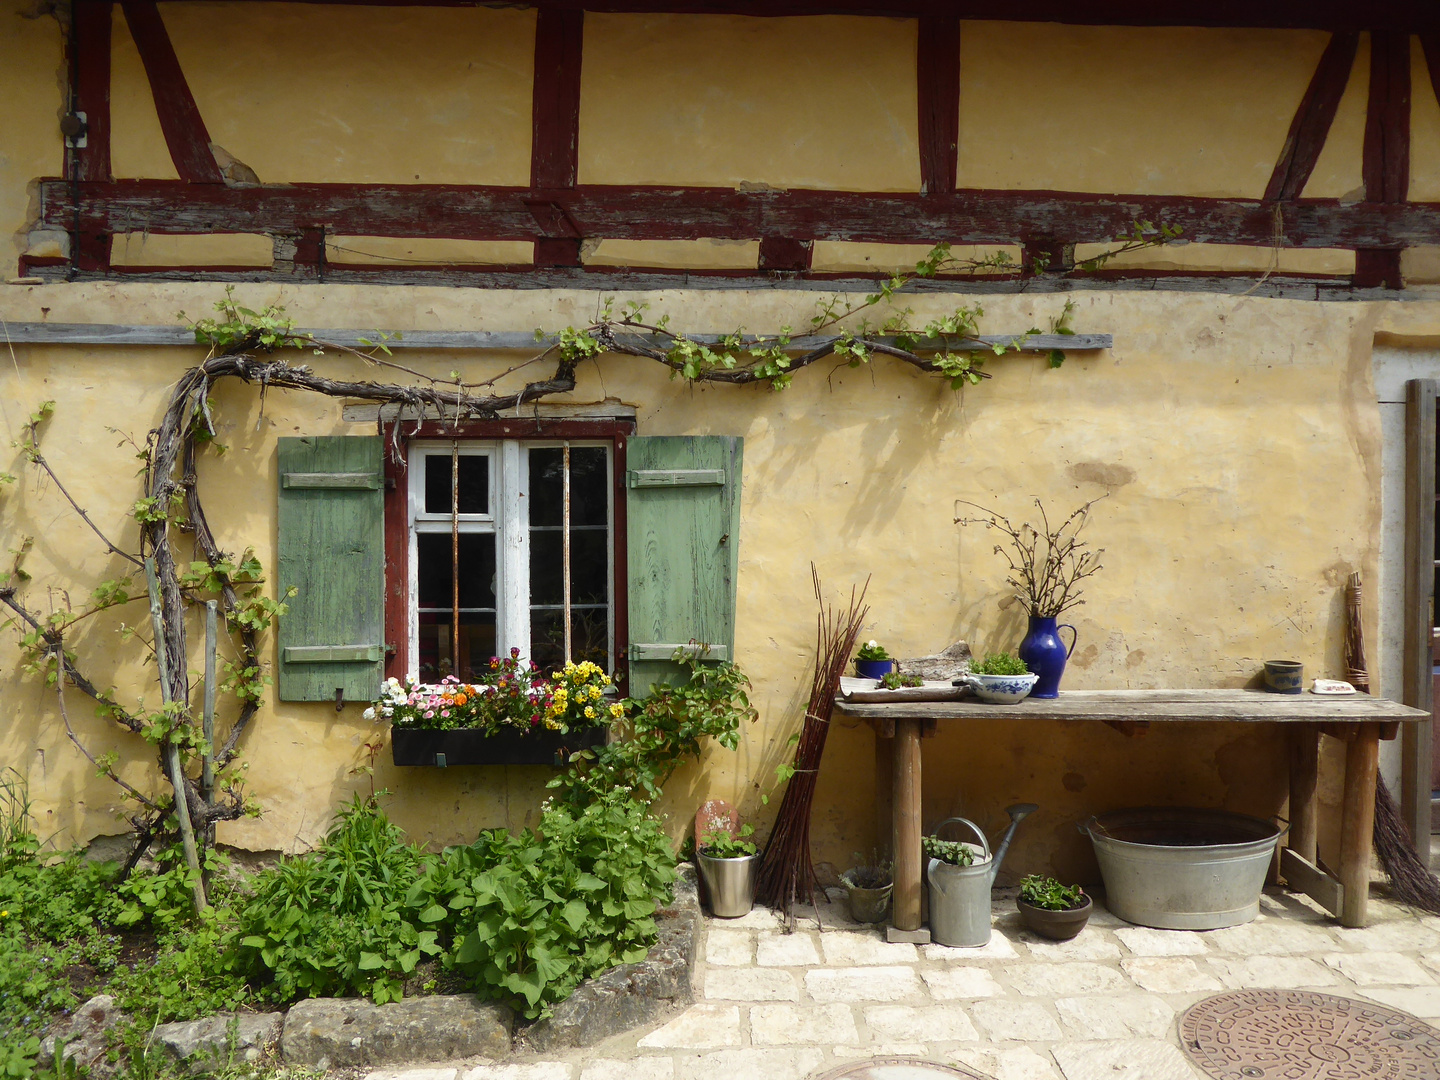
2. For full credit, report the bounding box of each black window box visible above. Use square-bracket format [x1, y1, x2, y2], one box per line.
[390, 725, 607, 767]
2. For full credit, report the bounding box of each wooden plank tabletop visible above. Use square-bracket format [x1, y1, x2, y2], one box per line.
[833, 688, 1429, 724]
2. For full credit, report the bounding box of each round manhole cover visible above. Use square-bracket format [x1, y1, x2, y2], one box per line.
[1179, 990, 1440, 1079]
[810, 1059, 989, 1080]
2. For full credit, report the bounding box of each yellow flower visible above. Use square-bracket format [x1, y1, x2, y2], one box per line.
[602, 675, 612, 686]
[584, 706, 596, 719]
[609, 703, 624, 718]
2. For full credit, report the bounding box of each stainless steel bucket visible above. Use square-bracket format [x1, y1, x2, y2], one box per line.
[697, 851, 761, 918]
[1083, 807, 1286, 930]
[926, 817, 993, 948]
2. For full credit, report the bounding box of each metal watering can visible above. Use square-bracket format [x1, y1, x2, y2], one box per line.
[926, 803, 1037, 947]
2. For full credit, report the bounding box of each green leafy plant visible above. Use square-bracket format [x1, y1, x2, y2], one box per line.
[699, 824, 758, 859]
[856, 640, 890, 661]
[878, 671, 923, 689]
[922, 835, 978, 867]
[1019, 874, 1086, 911]
[970, 654, 1030, 676]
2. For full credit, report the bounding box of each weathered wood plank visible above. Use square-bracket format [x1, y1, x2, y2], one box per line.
[834, 688, 1429, 724]
[120, 2, 223, 184]
[1265, 31, 1359, 202]
[1289, 726, 1320, 862]
[758, 237, 814, 272]
[72, 2, 113, 185]
[1280, 846, 1343, 918]
[1402, 379, 1436, 852]
[0, 322, 1113, 353]
[917, 14, 960, 196]
[531, 8, 583, 190]
[1356, 29, 1412, 288]
[39, 180, 1440, 249]
[1340, 725, 1381, 926]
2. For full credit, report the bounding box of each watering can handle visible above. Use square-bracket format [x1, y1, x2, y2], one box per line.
[1059, 624, 1078, 659]
[929, 816, 991, 861]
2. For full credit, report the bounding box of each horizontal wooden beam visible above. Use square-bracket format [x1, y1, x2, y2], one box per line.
[39, 180, 1440, 249]
[0, 322, 1112, 352]
[75, 0, 1440, 32]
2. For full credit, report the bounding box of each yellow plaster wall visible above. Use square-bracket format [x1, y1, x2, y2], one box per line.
[1410, 37, 1440, 203]
[582, 239, 760, 270]
[578, 14, 921, 192]
[1302, 35, 1368, 200]
[110, 5, 181, 180]
[956, 24, 1332, 198]
[0, 280, 1414, 879]
[327, 238, 534, 267]
[1073, 242, 1356, 276]
[111, 232, 273, 267]
[1, 6, 63, 262]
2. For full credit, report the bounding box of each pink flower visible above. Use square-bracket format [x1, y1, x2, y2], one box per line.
[424, 709, 435, 719]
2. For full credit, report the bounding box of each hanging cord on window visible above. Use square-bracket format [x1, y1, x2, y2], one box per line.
[562, 442, 572, 665]
[451, 439, 460, 678]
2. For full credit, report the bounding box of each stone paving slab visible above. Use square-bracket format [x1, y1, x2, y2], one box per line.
[358, 887, 1440, 1080]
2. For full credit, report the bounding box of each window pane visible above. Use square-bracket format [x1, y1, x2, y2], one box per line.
[531, 608, 610, 674]
[424, 453, 489, 514]
[529, 530, 609, 606]
[417, 612, 497, 683]
[417, 532, 496, 608]
[528, 447, 608, 526]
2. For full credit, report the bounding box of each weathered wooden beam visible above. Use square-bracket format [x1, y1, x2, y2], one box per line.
[1264, 31, 1359, 202]
[118, 0, 1440, 33]
[531, 7, 584, 267]
[917, 13, 960, 197]
[758, 236, 813, 272]
[1357, 29, 1412, 288]
[40, 179, 1440, 249]
[71, 1, 113, 185]
[120, 1, 223, 184]
[0, 322, 1113, 352]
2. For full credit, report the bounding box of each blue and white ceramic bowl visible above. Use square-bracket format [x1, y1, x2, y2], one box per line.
[963, 672, 1039, 704]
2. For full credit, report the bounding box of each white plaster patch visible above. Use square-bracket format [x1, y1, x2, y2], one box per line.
[755, 932, 820, 967]
[1050, 1039, 1198, 1080]
[1055, 994, 1175, 1039]
[637, 1004, 742, 1049]
[1008, 961, 1129, 996]
[805, 966, 922, 1002]
[921, 967, 1004, 999]
[968, 999, 1064, 1041]
[1114, 927, 1209, 956]
[748, 1003, 859, 1045]
[863, 1003, 980, 1042]
[1120, 957, 1224, 994]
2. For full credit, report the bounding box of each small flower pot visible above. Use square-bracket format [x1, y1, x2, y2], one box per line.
[697, 851, 761, 918]
[855, 658, 895, 680]
[840, 870, 893, 924]
[1017, 893, 1093, 941]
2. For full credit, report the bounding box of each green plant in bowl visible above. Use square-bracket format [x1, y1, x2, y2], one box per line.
[921, 834, 977, 867]
[879, 671, 923, 690]
[857, 641, 891, 661]
[700, 823, 758, 858]
[1018, 874, 1085, 910]
[971, 653, 1030, 676]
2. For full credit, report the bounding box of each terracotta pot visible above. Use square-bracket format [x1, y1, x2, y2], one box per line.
[1017, 893, 1093, 941]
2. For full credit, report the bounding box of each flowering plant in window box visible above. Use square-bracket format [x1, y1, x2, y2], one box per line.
[377, 649, 613, 766]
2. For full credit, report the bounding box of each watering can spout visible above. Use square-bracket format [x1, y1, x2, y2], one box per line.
[988, 803, 1038, 886]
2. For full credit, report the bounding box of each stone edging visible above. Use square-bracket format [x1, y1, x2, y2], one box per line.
[134, 864, 702, 1072]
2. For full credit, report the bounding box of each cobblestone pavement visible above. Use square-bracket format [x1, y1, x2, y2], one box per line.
[366, 886, 1440, 1080]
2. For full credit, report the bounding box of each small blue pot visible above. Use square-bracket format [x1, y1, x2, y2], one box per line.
[855, 658, 895, 680]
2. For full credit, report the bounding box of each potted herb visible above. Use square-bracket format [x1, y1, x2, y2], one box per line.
[955, 498, 1105, 697]
[840, 855, 893, 923]
[696, 824, 761, 918]
[376, 650, 614, 766]
[855, 640, 895, 680]
[879, 671, 923, 690]
[962, 653, 1039, 704]
[1017, 874, 1092, 940]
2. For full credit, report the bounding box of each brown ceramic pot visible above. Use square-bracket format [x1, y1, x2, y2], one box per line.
[1017, 893, 1093, 941]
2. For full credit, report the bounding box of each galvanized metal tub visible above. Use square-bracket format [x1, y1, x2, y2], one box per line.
[697, 851, 761, 918]
[1083, 808, 1285, 930]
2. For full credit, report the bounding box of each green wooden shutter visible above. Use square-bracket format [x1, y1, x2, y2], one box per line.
[277, 436, 385, 703]
[626, 435, 743, 697]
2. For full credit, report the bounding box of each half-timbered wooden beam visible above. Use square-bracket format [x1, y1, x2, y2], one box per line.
[531, 7, 585, 267]
[917, 14, 960, 197]
[1265, 31, 1359, 202]
[69, 2, 114, 272]
[121, 0, 223, 184]
[40, 180, 1440, 250]
[1357, 30, 1412, 288]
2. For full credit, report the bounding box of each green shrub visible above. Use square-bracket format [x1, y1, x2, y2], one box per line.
[1018, 874, 1085, 911]
[970, 653, 1030, 676]
[409, 788, 676, 1018]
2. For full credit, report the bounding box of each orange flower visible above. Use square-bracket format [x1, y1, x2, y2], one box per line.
[454, 693, 468, 706]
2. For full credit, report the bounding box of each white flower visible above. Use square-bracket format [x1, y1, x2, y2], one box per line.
[867, 640, 878, 649]
[362, 707, 376, 721]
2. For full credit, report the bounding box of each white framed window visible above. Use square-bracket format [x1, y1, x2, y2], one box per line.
[407, 440, 613, 681]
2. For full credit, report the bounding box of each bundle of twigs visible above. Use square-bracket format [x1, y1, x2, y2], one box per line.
[755, 568, 870, 917]
[1346, 573, 1440, 912]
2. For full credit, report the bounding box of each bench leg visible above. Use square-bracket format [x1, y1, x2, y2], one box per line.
[1289, 726, 1320, 864]
[892, 717, 923, 932]
[1339, 725, 1380, 927]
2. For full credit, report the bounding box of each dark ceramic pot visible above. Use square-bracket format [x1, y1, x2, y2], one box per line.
[1017, 893, 1093, 941]
[1017, 615, 1077, 698]
[855, 658, 895, 680]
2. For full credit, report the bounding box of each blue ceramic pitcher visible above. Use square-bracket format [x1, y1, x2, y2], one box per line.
[1018, 616, 1077, 698]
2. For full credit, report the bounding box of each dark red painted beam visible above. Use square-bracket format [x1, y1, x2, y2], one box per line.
[71, 2, 113, 185]
[39, 179, 1440, 249]
[1264, 31, 1358, 202]
[531, 7, 585, 266]
[1356, 30, 1412, 288]
[121, 0, 223, 183]
[106, 0, 1440, 33]
[917, 14, 960, 197]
